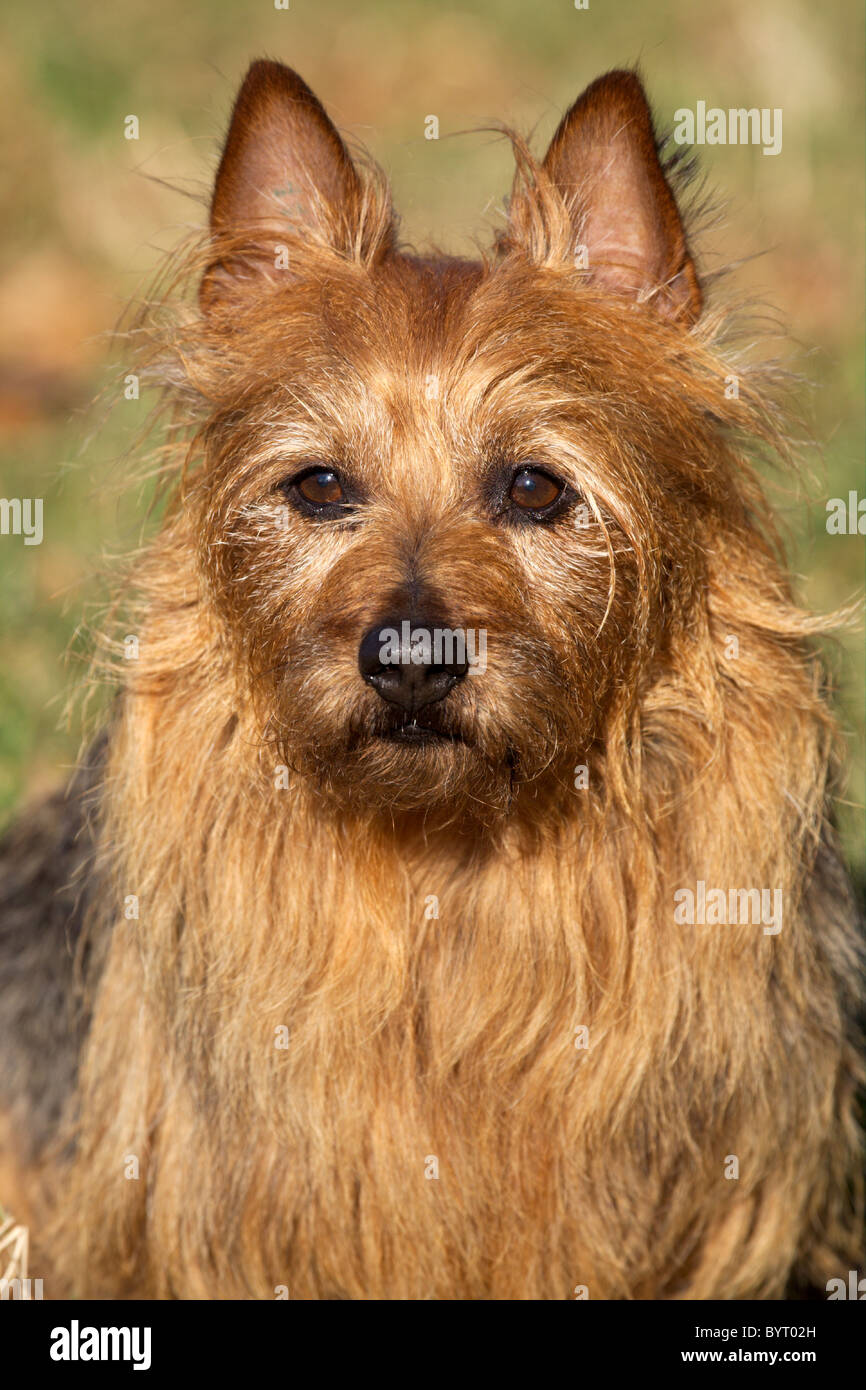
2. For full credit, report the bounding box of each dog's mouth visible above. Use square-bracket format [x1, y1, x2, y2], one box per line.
[379, 716, 466, 747]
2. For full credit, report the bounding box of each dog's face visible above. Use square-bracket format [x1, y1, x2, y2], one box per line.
[192, 63, 719, 818]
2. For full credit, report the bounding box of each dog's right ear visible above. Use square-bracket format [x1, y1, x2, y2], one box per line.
[201, 61, 367, 309]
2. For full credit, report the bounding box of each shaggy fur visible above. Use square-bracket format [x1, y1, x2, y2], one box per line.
[0, 61, 863, 1300]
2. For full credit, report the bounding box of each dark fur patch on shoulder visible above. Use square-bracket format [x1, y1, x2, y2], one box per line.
[0, 734, 109, 1160]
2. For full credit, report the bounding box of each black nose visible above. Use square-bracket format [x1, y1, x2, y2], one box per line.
[358, 618, 469, 712]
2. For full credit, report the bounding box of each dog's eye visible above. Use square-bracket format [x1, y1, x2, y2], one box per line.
[296, 468, 344, 505]
[278, 465, 352, 517]
[509, 468, 564, 512]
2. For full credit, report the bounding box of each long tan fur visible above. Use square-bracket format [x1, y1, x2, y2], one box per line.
[26, 63, 864, 1299]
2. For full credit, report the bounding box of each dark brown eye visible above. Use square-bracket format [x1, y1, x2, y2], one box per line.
[297, 468, 344, 505]
[509, 468, 563, 512]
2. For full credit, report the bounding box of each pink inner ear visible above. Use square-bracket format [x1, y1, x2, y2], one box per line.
[209, 60, 360, 238]
[580, 150, 667, 291]
[541, 70, 702, 325]
[201, 61, 365, 312]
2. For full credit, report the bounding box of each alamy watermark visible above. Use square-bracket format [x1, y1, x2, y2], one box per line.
[50, 1321, 152, 1370]
[0, 497, 42, 545]
[674, 881, 783, 935]
[826, 1270, 865, 1299]
[673, 102, 782, 157]
[826, 492, 865, 535]
[378, 622, 487, 676]
[0, 1276, 43, 1299]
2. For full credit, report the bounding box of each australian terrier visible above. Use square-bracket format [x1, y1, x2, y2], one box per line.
[0, 60, 862, 1299]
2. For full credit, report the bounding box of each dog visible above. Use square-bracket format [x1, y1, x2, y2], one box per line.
[0, 60, 862, 1299]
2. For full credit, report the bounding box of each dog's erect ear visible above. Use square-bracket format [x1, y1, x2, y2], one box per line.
[520, 70, 701, 325]
[202, 61, 364, 307]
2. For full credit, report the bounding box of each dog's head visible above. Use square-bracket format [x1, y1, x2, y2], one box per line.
[186, 61, 749, 819]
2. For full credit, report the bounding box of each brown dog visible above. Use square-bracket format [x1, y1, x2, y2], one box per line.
[0, 61, 862, 1299]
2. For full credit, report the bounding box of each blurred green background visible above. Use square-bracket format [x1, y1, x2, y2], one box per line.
[0, 0, 863, 881]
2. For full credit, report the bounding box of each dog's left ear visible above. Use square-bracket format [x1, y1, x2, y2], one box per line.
[201, 60, 369, 308]
[512, 70, 702, 326]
